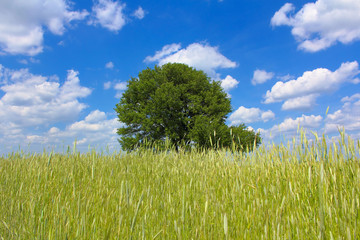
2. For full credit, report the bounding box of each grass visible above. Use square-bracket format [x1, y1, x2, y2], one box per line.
[0, 131, 359, 239]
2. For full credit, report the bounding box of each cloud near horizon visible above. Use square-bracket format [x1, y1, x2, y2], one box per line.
[258, 114, 323, 141]
[0, 65, 122, 153]
[325, 93, 360, 136]
[23, 110, 121, 152]
[0, 65, 95, 151]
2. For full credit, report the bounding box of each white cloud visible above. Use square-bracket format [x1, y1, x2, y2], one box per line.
[85, 110, 107, 123]
[114, 82, 127, 91]
[103, 80, 127, 97]
[144, 43, 181, 63]
[133, 7, 146, 20]
[114, 82, 127, 98]
[221, 75, 239, 92]
[90, 0, 126, 32]
[252, 69, 274, 85]
[104, 81, 112, 89]
[271, 0, 360, 52]
[259, 114, 323, 141]
[264, 61, 360, 110]
[145, 42, 237, 79]
[278, 74, 294, 81]
[28, 58, 40, 64]
[0, 66, 91, 128]
[0, 0, 88, 55]
[325, 93, 360, 135]
[341, 93, 360, 102]
[105, 61, 114, 69]
[281, 94, 317, 111]
[229, 106, 275, 125]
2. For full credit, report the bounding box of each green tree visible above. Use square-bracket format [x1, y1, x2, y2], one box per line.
[115, 63, 260, 151]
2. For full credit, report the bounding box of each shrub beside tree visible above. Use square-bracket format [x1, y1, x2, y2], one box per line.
[115, 63, 261, 151]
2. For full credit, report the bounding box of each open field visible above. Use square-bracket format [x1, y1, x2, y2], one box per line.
[1, 132, 359, 239]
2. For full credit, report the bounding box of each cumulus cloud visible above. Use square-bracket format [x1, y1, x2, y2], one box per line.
[325, 93, 360, 135]
[144, 42, 237, 79]
[271, 0, 360, 52]
[0, 66, 91, 128]
[0, 66, 94, 153]
[264, 61, 360, 110]
[90, 0, 126, 32]
[229, 106, 275, 125]
[0, 0, 88, 55]
[252, 69, 274, 85]
[221, 75, 239, 92]
[133, 7, 146, 20]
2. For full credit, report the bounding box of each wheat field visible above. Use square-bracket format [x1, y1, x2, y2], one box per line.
[1, 131, 359, 239]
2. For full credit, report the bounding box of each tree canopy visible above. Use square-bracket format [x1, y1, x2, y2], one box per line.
[115, 63, 260, 151]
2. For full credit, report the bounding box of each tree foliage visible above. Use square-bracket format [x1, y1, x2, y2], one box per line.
[115, 63, 261, 151]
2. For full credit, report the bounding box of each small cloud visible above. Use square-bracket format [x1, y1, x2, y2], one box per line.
[221, 75, 239, 92]
[102, 80, 127, 97]
[133, 7, 146, 20]
[85, 110, 107, 123]
[89, 0, 126, 32]
[48, 127, 60, 134]
[104, 81, 111, 90]
[19, 57, 40, 65]
[105, 61, 114, 69]
[252, 69, 274, 85]
[229, 106, 275, 125]
[114, 82, 127, 91]
[278, 74, 294, 81]
[114, 82, 127, 98]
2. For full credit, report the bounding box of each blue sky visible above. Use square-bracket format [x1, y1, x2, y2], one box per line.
[0, 0, 359, 153]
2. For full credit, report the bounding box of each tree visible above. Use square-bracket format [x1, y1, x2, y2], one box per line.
[115, 63, 260, 151]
